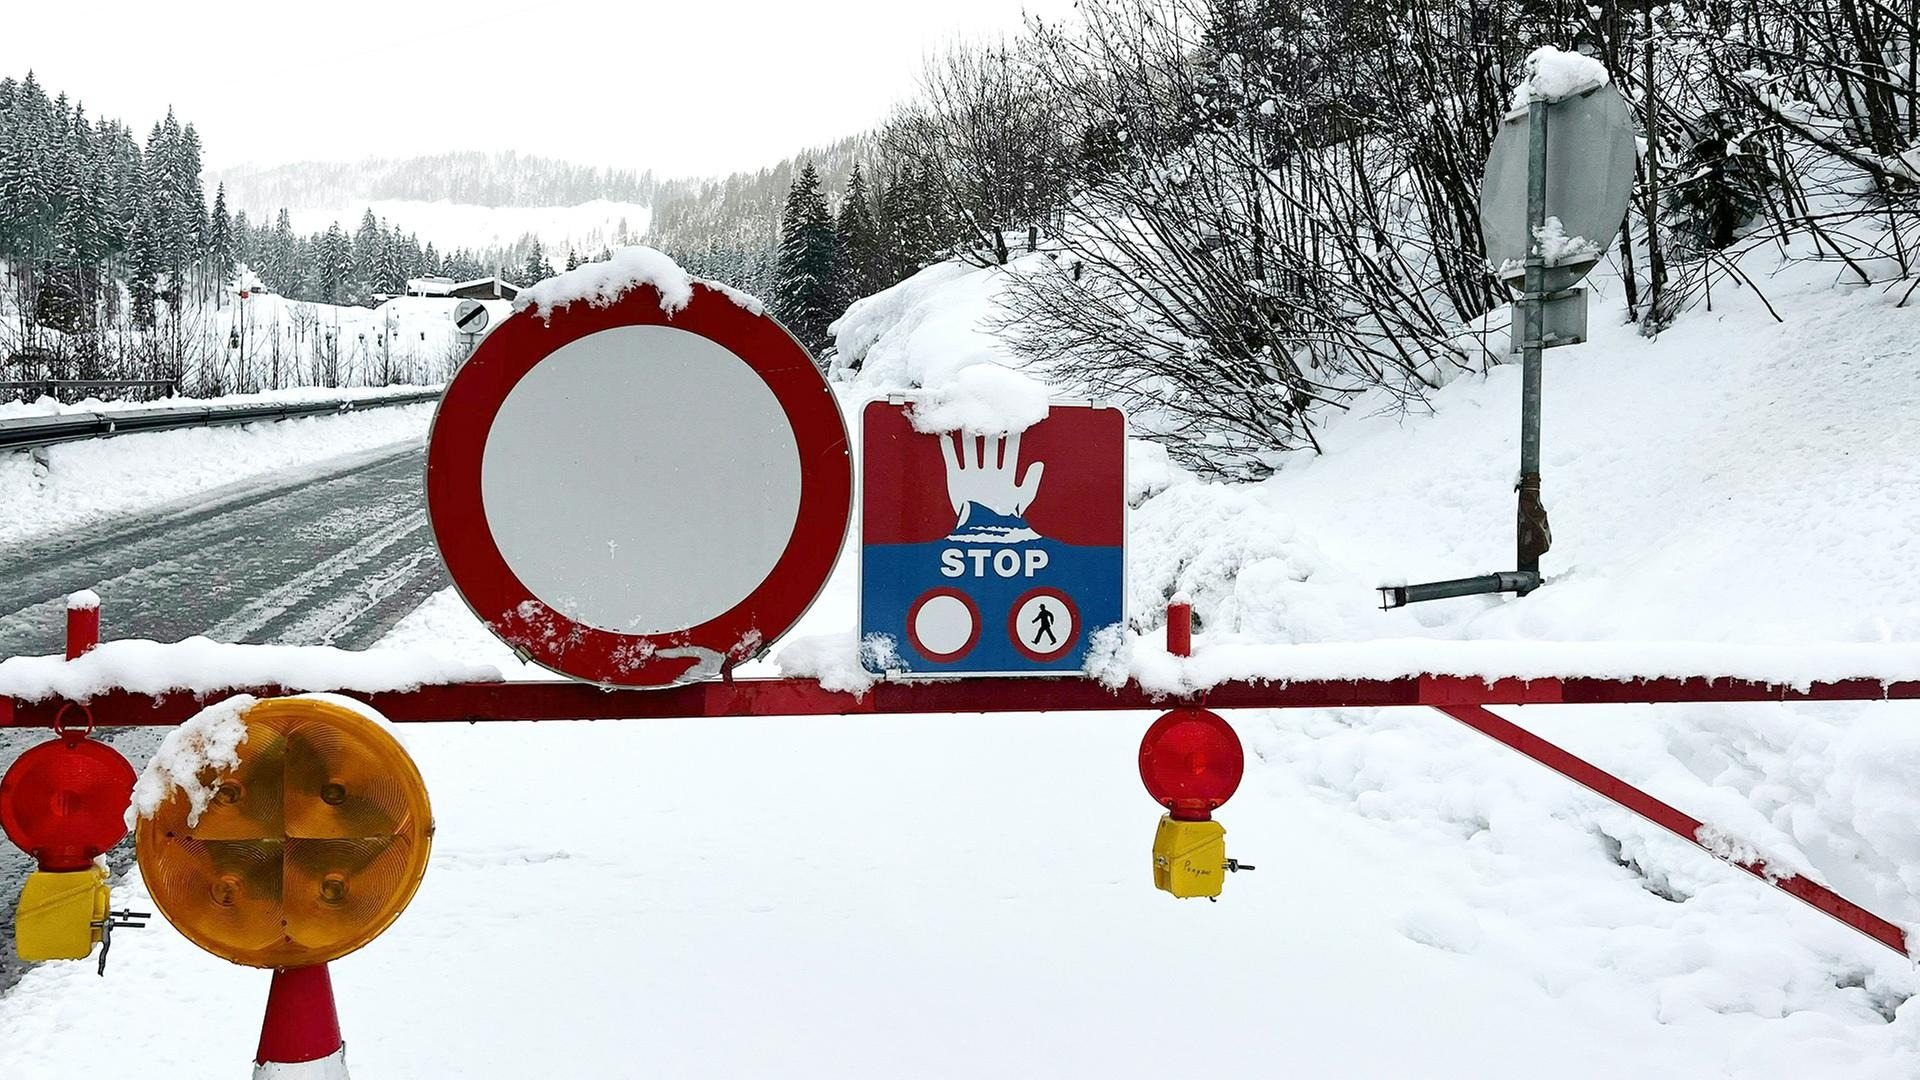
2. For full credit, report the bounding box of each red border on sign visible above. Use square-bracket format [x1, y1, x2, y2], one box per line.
[425, 282, 851, 687]
[905, 587, 981, 662]
[1008, 587, 1079, 663]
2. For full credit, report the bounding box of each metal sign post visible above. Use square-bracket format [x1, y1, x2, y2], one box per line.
[1382, 72, 1637, 609]
[1517, 94, 1551, 580]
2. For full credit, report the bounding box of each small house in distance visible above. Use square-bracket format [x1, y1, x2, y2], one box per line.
[405, 275, 522, 301]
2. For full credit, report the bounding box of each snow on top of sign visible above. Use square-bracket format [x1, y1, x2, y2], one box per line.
[906, 363, 1051, 436]
[1533, 216, 1602, 265]
[771, 633, 881, 696]
[0, 637, 501, 703]
[126, 693, 254, 828]
[66, 589, 100, 611]
[833, 257, 1055, 436]
[1511, 46, 1610, 108]
[513, 245, 765, 322]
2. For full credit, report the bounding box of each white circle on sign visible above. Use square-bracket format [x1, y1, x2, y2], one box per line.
[911, 592, 977, 659]
[1012, 591, 1076, 659]
[479, 324, 802, 636]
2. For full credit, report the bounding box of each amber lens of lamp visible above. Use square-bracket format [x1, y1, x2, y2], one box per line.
[135, 697, 433, 968]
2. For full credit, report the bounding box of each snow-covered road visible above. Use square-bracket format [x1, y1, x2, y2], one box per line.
[0, 438, 445, 992]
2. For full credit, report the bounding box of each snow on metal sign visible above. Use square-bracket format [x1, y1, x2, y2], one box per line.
[426, 275, 851, 687]
[860, 401, 1123, 677]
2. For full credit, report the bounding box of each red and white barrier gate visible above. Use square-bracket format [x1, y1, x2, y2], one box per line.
[4, 595, 1917, 1079]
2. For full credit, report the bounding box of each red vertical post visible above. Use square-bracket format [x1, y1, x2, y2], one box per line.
[65, 590, 100, 661]
[255, 964, 347, 1077]
[1166, 597, 1192, 659]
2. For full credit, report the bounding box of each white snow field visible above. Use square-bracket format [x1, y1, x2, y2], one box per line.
[6, 243, 1920, 1076]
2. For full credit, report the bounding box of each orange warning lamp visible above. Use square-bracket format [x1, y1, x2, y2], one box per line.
[135, 696, 433, 968]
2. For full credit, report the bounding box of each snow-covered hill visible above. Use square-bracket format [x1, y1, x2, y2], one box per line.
[6, 246, 1920, 1077]
[268, 199, 652, 261]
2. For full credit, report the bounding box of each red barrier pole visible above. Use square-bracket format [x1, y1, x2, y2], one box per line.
[64, 590, 99, 661]
[1435, 703, 1911, 957]
[1166, 597, 1192, 659]
[255, 964, 347, 1078]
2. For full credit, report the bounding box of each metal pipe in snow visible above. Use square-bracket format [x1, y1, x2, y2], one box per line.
[1518, 95, 1550, 577]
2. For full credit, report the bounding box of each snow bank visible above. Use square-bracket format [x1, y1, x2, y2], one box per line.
[126, 694, 254, 828]
[0, 400, 436, 549]
[514, 245, 763, 322]
[1511, 46, 1610, 107]
[0, 637, 499, 703]
[832, 257, 1054, 435]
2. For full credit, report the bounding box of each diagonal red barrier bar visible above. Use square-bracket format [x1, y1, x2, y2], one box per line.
[1434, 703, 1911, 957]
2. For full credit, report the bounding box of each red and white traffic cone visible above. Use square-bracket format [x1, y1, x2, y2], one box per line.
[253, 964, 348, 1078]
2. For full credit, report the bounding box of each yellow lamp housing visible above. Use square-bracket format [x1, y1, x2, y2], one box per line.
[15, 865, 111, 961]
[135, 696, 434, 968]
[1151, 814, 1229, 900]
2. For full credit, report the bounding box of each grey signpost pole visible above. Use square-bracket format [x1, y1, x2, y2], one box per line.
[1516, 97, 1550, 584]
[1378, 67, 1636, 611]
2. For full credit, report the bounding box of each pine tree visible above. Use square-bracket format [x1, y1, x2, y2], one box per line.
[350, 209, 381, 304]
[207, 183, 235, 297]
[520, 238, 555, 284]
[266, 208, 297, 294]
[773, 163, 842, 356]
[835, 163, 885, 301]
[317, 222, 352, 304]
[565, 249, 581, 272]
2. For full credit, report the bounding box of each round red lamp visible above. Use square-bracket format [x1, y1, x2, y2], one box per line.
[0, 735, 137, 871]
[1138, 707, 1244, 821]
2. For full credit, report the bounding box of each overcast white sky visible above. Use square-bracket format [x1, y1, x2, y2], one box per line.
[3, 0, 1076, 177]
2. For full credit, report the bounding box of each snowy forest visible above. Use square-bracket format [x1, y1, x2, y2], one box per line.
[0, 75, 547, 397]
[5, 0, 1920, 430]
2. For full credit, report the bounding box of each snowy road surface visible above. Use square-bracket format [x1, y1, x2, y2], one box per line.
[0, 438, 446, 991]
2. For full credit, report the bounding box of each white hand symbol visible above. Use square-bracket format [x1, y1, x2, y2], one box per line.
[939, 431, 1044, 517]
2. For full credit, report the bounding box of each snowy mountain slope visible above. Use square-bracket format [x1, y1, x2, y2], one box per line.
[270, 199, 652, 261]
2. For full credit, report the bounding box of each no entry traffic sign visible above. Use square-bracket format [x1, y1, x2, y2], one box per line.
[426, 277, 851, 687]
[860, 401, 1124, 676]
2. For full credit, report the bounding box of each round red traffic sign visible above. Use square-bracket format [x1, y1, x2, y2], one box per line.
[906, 587, 980, 662]
[426, 276, 851, 687]
[1007, 587, 1078, 663]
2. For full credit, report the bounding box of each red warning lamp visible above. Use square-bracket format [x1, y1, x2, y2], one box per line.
[1138, 707, 1244, 821]
[0, 735, 137, 871]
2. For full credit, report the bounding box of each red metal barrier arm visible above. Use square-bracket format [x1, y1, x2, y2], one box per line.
[5, 673, 1920, 728]
[1436, 702, 1911, 957]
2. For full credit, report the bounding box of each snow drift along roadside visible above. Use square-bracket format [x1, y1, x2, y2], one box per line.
[0, 398, 437, 549]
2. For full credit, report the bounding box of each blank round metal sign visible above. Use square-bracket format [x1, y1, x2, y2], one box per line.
[426, 281, 851, 687]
